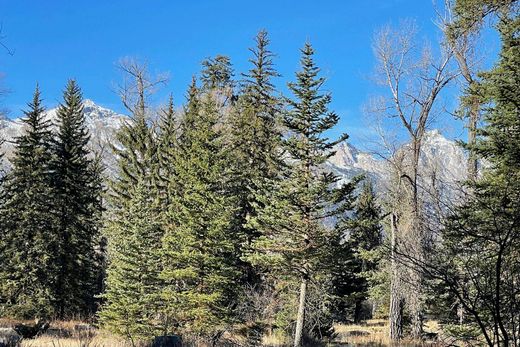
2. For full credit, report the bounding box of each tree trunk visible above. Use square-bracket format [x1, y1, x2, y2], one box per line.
[294, 277, 307, 347]
[411, 299, 423, 339]
[389, 213, 403, 341]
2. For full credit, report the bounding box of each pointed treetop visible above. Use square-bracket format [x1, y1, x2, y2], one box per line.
[201, 55, 234, 91]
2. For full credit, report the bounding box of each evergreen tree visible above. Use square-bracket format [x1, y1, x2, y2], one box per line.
[0, 86, 58, 319]
[201, 55, 235, 92]
[160, 80, 239, 338]
[100, 69, 162, 341]
[227, 30, 283, 290]
[156, 95, 178, 207]
[332, 180, 383, 322]
[99, 181, 163, 342]
[51, 80, 103, 318]
[247, 43, 355, 347]
[200, 55, 236, 111]
[435, 14, 520, 346]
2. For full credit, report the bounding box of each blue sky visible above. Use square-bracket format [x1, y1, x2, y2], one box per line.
[0, 0, 499, 145]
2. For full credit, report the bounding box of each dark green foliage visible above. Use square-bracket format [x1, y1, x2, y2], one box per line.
[155, 95, 178, 207]
[332, 180, 383, 322]
[111, 101, 157, 203]
[227, 31, 283, 290]
[160, 81, 239, 337]
[450, 0, 517, 33]
[0, 86, 58, 318]
[247, 43, 357, 342]
[100, 74, 163, 339]
[51, 80, 103, 318]
[99, 181, 163, 341]
[435, 14, 520, 345]
[201, 55, 235, 92]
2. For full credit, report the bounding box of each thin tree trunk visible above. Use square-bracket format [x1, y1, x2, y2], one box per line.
[294, 277, 308, 347]
[389, 213, 403, 341]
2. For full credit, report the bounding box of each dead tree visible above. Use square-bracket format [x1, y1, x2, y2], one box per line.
[371, 20, 457, 340]
[115, 58, 168, 120]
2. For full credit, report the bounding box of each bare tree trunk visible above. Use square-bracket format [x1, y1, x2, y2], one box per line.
[389, 213, 403, 341]
[410, 270, 423, 339]
[294, 277, 307, 347]
[372, 22, 455, 341]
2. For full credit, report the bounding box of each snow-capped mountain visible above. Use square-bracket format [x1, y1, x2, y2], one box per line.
[326, 129, 467, 193]
[0, 100, 126, 173]
[0, 100, 468, 190]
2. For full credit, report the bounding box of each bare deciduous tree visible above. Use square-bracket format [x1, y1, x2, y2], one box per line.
[0, 23, 14, 56]
[115, 57, 169, 120]
[371, 20, 457, 340]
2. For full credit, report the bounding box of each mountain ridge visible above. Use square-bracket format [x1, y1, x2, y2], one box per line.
[0, 100, 467, 187]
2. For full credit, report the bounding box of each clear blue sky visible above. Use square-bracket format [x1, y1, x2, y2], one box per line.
[0, 0, 498, 144]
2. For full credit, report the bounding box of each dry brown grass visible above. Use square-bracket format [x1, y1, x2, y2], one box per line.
[333, 319, 444, 347]
[3, 319, 446, 347]
[0, 319, 127, 347]
[20, 334, 128, 347]
[333, 319, 390, 346]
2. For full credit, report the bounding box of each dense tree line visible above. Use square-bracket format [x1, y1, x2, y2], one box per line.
[0, 0, 518, 346]
[0, 81, 103, 319]
[97, 36, 381, 346]
[0, 34, 382, 346]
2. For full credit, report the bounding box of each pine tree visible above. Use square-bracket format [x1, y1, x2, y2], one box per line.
[332, 180, 383, 322]
[201, 55, 235, 92]
[247, 43, 355, 347]
[0, 86, 58, 319]
[160, 80, 239, 338]
[51, 80, 103, 318]
[156, 95, 178, 207]
[435, 14, 520, 346]
[227, 30, 283, 290]
[100, 181, 163, 342]
[200, 55, 236, 112]
[100, 67, 163, 341]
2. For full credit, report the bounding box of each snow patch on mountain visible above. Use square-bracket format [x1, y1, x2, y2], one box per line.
[0, 100, 126, 173]
[1, 100, 468, 190]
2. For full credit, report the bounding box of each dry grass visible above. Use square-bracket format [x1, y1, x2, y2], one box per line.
[2, 319, 446, 347]
[0, 319, 127, 347]
[333, 319, 444, 346]
[20, 334, 128, 347]
[333, 319, 390, 346]
[261, 330, 289, 346]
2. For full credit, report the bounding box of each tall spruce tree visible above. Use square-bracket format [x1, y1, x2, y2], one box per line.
[156, 95, 178, 207]
[201, 55, 235, 92]
[227, 30, 283, 289]
[100, 66, 163, 341]
[51, 80, 103, 318]
[100, 181, 163, 342]
[0, 86, 58, 319]
[160, 80, 239, 338]
[247, 43, 355, 347]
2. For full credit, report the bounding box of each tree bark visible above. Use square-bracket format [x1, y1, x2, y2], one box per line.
[389, 213, 403, 341]
[294, 276, 308, 347]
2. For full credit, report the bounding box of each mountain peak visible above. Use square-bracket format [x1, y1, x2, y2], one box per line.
[330, 141, 360, 168]
[83, 99, 97, 108]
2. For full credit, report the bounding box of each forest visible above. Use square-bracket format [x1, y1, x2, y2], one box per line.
[0, 0, 519, 346]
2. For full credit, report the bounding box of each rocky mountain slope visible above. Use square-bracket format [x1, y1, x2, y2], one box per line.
[0, 100, 468, 189]
[0, 100, 126, 174]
